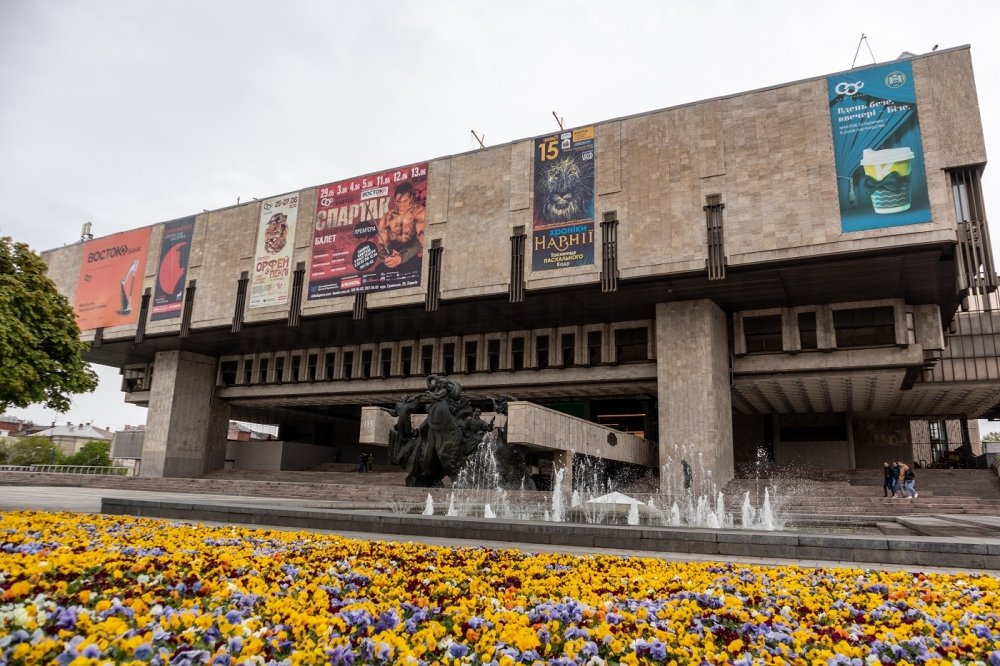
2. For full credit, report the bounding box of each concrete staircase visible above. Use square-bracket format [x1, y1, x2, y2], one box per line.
[3, 468, 999, 536]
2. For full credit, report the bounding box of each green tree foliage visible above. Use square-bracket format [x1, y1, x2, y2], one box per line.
[64, 439, 113, 467]
[982, 431, 1000, 443]
[0, 237, 98, 412]
[3, 436, 67, 465]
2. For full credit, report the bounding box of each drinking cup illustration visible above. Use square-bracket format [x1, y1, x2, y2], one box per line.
[860, 147, 915, 214]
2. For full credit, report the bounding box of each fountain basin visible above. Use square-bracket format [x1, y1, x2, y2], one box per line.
[101, 497, 1000, 570]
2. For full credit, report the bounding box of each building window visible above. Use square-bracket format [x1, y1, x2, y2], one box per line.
[380, 348, 392, 378]
[561, 333, 575, 367]
[273, 356, 286, 383]
[705, 194, 726, 280]
[794, 312, 817, 351]
[536, 335, 549, 368]
[442, 342, 455, 374]
[400, 346, 413, 377]
[511, 337, 525, 371]
[587, 330, 602, 365]
[744, 315, 783, 353]
[600, 212, 618, 293]
[361, 350, 373, 379]
[929, 419, 949, 463]
[258, 358, 270, 384]
[833, 307, 895, 348]
[306, 354, 318, 381]
[289, 355, 301, 383]
[487, 339, 501, 371]
[465, 341, 477, 372]
[426, 240, 443, 311]
[232, 272, 249, 333]
[324, 352, 337, 380]
[510, 226, 526, 303]
[615, 327, 648, 362]
[288, 263, 305, 327]
[421, 345, 433, 375]
[343, 351, 354, 379]
[122, 367, 149, 392]
[242, 359, 254, 385]
[219, 361, 239, 387]
[948, 165, 997, 296]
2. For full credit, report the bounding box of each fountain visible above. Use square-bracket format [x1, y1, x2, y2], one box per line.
[380, 377, 789, 531]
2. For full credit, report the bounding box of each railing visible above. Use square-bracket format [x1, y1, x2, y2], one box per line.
[0, 464, 131, 476]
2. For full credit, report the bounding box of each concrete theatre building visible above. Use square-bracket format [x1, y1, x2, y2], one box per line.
[42, 46, 1000, 484]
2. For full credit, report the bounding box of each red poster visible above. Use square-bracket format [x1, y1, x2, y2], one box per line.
[309, 163, 427, 299]
[74, 228, 151, 330]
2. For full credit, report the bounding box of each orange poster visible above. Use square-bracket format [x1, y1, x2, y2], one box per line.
[74, 227, 151, 330]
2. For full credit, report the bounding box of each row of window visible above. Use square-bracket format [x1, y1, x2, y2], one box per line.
[216, 326, 651, 386]
[742, 306, 903, 354]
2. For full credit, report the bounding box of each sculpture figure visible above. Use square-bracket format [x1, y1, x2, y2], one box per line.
[381, 377, 533, 488]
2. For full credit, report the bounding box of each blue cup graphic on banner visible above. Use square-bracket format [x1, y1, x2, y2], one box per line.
[828, 61, 931, 232]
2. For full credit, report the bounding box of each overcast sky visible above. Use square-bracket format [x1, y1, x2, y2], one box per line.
[2, 1, 999, 432]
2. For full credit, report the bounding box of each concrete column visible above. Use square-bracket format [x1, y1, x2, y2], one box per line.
[655, 300, 734, 491]
[141, 350, 230, 478]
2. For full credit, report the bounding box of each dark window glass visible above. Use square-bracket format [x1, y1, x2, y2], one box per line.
[744, 315, 783, 353]
[487, 339, 500, 371]
[443, 343, 455, 374]
[833, 307, 895, 347]
[380, 348, 392, 378]
[258, 358, 269, 384]
[274, 356, 285, 383]
[324, 352, 336, 380]
[587, 331, 602, 365]
[536, 335, 549, 368]
[561, 333, 575, 367]
[289, 355, 301, 383]
[242, 359, 254, 385]
[615, 327, 648, 362]
[512, 337, 525, 371]
[218, 362, 236, 386]
[361, 350, 373, 379]
[798, 312, 818, 350]
[465, 341, 477, 372]
[400, 346, 413, 377]
[307, 354, 317, 381]
[343, 351, 354, 379]
[220, 361, 238, 386]
[421, 345, 433, 375]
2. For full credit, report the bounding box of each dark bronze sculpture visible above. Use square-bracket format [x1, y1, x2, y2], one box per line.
[382, 376, 533, 488]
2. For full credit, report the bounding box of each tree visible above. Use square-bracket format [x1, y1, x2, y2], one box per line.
[982, 431, 1000, 443]
[64, 439, 113, 467]
[4, 436, 66, 465]
[0, 236, 98, 412]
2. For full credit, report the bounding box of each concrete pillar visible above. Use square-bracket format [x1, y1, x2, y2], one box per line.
[141, 350, 230, 477]
[655, 300, 734, 491]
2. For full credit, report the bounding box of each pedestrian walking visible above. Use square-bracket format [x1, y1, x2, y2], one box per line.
[890, 461, 901, 497]
[882, 462, 895, 497]
[902, 464, 918, 500]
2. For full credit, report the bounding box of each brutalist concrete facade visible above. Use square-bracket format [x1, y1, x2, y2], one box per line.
[42, 47, 998, 483]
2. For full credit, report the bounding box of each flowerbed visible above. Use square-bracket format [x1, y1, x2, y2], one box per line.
[1, 511, 999, 665]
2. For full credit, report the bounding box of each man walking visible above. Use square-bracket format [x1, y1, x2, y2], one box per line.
[882, 462, 895, 497]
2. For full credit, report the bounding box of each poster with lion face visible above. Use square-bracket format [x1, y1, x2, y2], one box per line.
[532, 126, 595, 270]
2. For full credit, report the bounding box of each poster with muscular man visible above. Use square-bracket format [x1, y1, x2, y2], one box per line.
[309, 162, 427, 299]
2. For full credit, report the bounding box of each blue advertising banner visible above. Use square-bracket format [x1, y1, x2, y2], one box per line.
[828, 61, 930, 232]
[532, 126, 595, 270]
[151, 217, 194, 321]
